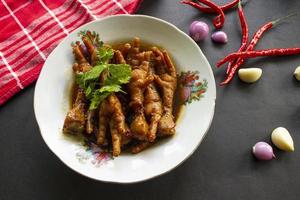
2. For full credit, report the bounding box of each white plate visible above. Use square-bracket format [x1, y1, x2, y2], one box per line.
[34, 15, 216, 183]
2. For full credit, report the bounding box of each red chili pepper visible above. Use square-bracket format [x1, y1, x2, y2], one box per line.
[198, 0, 225, 29]
[226, 0, 248, 74]
[182, 0, 225, 29]
[181, 1, 207, 12]
[197, 0, 240, 13]
[221, 47, 300, 63]
[220, 58, 245, 85]
[181, 0, 239, 13]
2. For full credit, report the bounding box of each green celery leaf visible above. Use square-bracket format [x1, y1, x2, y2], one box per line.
[105, 64, 131, 85]
[75, 72, 84, 87]
[99, 84, 122, 93]
[75, 64, 106, 86]
[97, 46, 114, 64]
[84, 83, 96, 99]
[89, 90, 110, 110]
[83, 64, 106, 81]
[78, 30, 88, 37]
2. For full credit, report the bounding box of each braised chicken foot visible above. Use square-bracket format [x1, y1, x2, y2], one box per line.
[153, 50, 177, 136]
[128, 61, 154, 111]
[72, 43, 92, 73]
[97, 94, 130, 156]
[63, 88, 87, 135]
[82, 34, 98, 66]
[144, 83, 162, 142]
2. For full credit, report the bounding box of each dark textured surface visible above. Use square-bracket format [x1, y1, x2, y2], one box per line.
[1, 0, 300, 199]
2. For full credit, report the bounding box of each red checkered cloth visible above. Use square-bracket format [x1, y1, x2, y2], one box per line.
[0, 0, 142, 105]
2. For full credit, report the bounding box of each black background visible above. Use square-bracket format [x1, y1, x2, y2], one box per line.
[1, 0, 300, 199]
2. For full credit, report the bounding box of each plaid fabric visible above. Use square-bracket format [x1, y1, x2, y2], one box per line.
[0, 0, 141, 105]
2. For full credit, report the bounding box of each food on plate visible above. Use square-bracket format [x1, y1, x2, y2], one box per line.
[252, 142, 275, 161]
[153, 48, 178, 136]
[211, 31, 228, 44]
[238, 68, 262, 83]
[188, 21, 209, 42]
[63, 88, 87, 135]
[294, 66, 300, 81]
[271, 127, 294, 152]
[62, 30, 186, 156]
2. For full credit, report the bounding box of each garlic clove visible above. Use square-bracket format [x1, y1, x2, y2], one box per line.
[238, 68, 262, 83]
[271, 127, 294, 152]
[294, 66, 300, 81]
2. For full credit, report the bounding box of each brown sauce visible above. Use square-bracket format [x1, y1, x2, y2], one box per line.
[69, 82, 78, 107]
[173, 83, 185, 123]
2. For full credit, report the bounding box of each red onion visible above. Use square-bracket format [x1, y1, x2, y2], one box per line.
[211, 31, 228, 44]
[252, 142, 275, 160]
[189, 21, 209, 42]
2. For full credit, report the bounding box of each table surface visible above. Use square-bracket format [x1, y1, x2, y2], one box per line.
[1, 0, 300, 199]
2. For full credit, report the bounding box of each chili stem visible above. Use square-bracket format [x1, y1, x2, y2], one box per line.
[272, 11, 298, 26]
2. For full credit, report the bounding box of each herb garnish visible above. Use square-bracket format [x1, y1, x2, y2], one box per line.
[75, 30, 131, 110]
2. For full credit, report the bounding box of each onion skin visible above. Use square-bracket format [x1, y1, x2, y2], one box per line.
[252, 142, 275, 160]
[189, 21, 209, 42]
[211, 31, 228, 44]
